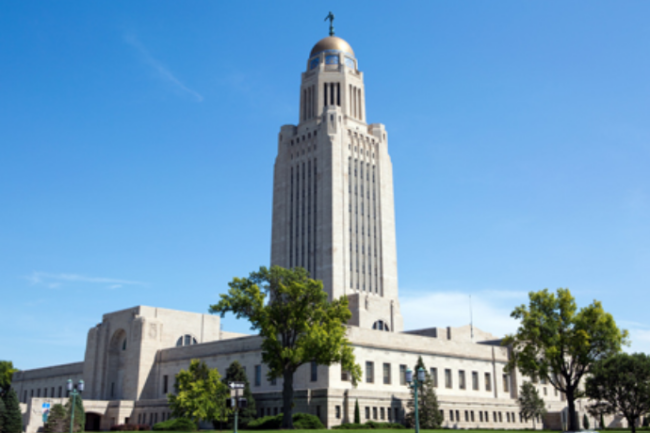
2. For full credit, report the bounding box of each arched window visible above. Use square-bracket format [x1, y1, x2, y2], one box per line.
[372, 320, 390, 332]
[175, 334, 198, 347]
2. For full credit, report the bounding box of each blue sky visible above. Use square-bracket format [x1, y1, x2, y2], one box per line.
[1, 1, 649, 370]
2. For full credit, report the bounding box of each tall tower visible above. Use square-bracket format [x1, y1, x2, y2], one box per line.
[271, 34, 403, 333]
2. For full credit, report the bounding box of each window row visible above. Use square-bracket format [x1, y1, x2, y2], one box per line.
[22, 386, 66, 402]
[444, 409, 535, 424]
[358, 362, 511, 393]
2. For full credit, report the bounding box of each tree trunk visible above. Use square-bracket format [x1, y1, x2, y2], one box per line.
[627, 415, 636, 433]
[282, 369, 294, 429]
[566, 387, 578, 432]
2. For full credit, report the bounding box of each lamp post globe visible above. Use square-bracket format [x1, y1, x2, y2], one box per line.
[405, 368, 413, 384]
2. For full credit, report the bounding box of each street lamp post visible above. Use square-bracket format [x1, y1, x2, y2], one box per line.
[66, 379, 84, 433]
[406, 367, 426, 433]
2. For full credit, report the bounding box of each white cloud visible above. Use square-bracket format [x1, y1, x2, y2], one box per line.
[26, 272, 147, 290]
[626, 327, 650, 355]
[124, 33, 203, 102]
[401, 290, 650, 354]
[400, 290, 526, 339]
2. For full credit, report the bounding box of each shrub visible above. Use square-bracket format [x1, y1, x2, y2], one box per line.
[110, 424, 151, 431]
[44, 404, 67, 433]
[333, 421, 405, 430]
[583, 414, 590, 430]
[246, 413, 323, 430]
[332, 423, 369, 430]
[292, 413, 324, 430]
[152, 418, 196, 431]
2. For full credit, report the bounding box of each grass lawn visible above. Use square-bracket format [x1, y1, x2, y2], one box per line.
[132, 430, 570, 433]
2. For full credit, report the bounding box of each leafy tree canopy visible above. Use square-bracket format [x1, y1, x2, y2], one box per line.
[168, 359, 229, 425]
[210, 266, 361, 428]
[0, 361, 18, 392]
[586, 352, 650, 433]
[504, 288, 627, 431]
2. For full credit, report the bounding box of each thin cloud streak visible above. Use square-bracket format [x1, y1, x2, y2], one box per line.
[26, 272, 148, 289]
[124, 33, 203, 102]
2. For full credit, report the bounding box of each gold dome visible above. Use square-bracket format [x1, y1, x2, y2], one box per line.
[310, 36, 355, 58]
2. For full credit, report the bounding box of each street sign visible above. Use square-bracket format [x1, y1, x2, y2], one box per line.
[228, 381, 245, 389]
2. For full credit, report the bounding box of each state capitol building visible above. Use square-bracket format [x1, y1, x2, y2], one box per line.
[14, 31, 580, 432]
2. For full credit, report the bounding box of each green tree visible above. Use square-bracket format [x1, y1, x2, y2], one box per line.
[404, 357, 443, 429]
[583, 413, 590, 430]
[0, 361, 18, 393]
[354, 399, 360, 424]
[585, 352, 650, 433]
[221, 361, 255, 428]
[1, 389, 22, 433]
[210, 266, 361, 429]
[65, 390, 84, 433]
[0, 394, 5, 433]
[168, 359, 229, 425]
[44, 404, 67, 433]
[518, 382, 546, 429]
[503, 288, 627, 431]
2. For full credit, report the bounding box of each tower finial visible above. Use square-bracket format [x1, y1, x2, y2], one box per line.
[324, 11, 335, 36]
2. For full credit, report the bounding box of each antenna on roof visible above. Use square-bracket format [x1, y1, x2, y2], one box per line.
[469, 294, 474, 342]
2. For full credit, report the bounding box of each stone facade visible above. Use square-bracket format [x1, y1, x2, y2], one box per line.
[12, 34, 617, 432]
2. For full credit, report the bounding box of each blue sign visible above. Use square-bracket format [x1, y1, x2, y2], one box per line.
[42, 403, 51, 422]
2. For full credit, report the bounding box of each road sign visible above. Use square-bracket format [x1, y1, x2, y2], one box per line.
[228, 381, 245, 389]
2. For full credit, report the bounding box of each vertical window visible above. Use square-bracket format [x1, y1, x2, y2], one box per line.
[111, 382, 114, 398]
[255, 365, 262, 387]
[163, 375, 168, 394]
[58, 386, 62, 398]
[394, 408, 400, 422]
[498, 412, 502, 422]
[430, 367, 438, 388]
[450, 410, 454, 421]
[311, 361, 318, 382]
[440, 409, 444, 420]
[459, 370, 466, 389]
[543, 387, 547, 396]
[445, 369, 452, 388]
[507, 412, 510, 423]
[465, 410, 469, 421]
[372, 407, 377, 420]
[383, 363, 391, 385]
[37, 389, 40, 397]
[335, 406, 341, 419]
[365, 407, 370, 420]
[503, 374, 510, 393]
[341, 370, 349, 381]
[23, 391, 27, 402]
[316, 405, 321, 420]
[456, 410, 460, 422]
[399, 365, 407, 385]
[43, 388, 47, 397]
[366, 361, 374, 383]
[485, 372, 492, 391]
[471, 411, 475, 422]
[271, 377, 277, 385]
[480, 411, 483, 422]
[472, 371, 479, 390]
[380, 407, 385, 420]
